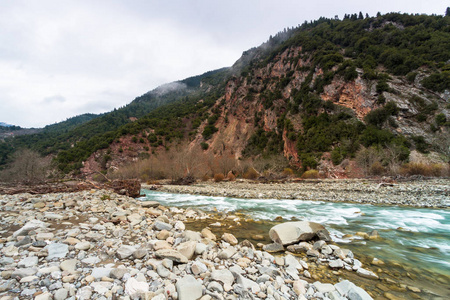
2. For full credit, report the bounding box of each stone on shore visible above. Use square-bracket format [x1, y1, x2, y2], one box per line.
[269, 221, 330, 245]
[155, 249, 188, 263]
[176, 275, 203, 300]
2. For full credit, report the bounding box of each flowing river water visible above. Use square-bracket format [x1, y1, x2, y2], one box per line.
[141, 190, 450, 299]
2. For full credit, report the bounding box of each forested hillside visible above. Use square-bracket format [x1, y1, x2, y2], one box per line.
[1, 11, 449, 180]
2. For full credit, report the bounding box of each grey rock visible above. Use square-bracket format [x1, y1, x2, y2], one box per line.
[75, 241, 91, 251]
[76, 286, 92, 300]
[154, 220, 173, 231]
[85, 232, 104, 242]
[191, 261, 208, 275]
[207, 281, 224, 293]
[125, 277, 149, 298]
[132, 248, 148, 259]
[60, 259, 78, 273]
[217, 247, 236, 259]
[32, 240, 47, 247]
[116, 245, 137, 259]
[176, 241, 197, 260]
[233, 271, 260, 293]
[155, 249, 188, 263]
[329, 259, 344, 269]
[141, 200, 160, 208]
[110, 268, 129, 280]
[11, 267, 38, 279]
[21, 288, 37, 297]
[91, 281, 113, 295]
[211, 269, 234, 286]
[348, 286, 374, 300]
[17, 256, 38, 268]
[313, 281, 336, 294]
[15, 236, 32, 247]
[157, 264, 171, 278]
[284, 254, 303, 270]
[356, 268, 379, 279]
[13, 219, 48, 237]
[91, 267, 113, 279]
[262, 242, 284, 253]
[269, 221, 330, 245]
[54, 288, 69, 300]
[183, 230, 202, 242]
[46, 243, 69, 260]
[176, 275, 203, 300]
[0, 257, 14, 265]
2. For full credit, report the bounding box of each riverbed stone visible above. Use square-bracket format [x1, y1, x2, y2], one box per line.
[217, 247, 236, 259]
[154, 220, 173, 231]
[356, 268, 379, 279]
[201, 228, 216, 241]
[269, 221, 329, 245]
[211, 269, 234, 286]
[155, 249, 188, 263]
[46, 243, 69, 260]
[176, 275, 203, 300]
[125, 277, 149, 298]
[18, 256, 38, 268]
[116, 245, 137, 259]
[222, 233, 238, 245]
[263, 242, 284, 252]
[141, 201, 160, 208]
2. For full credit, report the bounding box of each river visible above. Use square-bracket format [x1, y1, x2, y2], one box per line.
[140, 189, 450, 298]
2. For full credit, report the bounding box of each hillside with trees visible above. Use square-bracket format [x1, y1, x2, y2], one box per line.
[0, 11, 449, 182]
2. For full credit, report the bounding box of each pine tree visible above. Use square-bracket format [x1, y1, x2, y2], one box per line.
[358, 12, 364, 19]
[446, 7, 450, 16]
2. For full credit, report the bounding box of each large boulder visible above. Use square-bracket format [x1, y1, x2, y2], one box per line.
[269, 221, 330, 245]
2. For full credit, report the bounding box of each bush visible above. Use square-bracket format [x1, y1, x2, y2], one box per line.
[200, 142, 209, 150]
[435, 113, 447, 126]
[227, 171, 236, 181]
[301, 169, 319, 179]
[201, 174, 210, 181]
[400, 163, 432, 176]
[370, 162, 385, 175]
[282, 168, 295, 177]
[213, 173, 225, 182]
[243, 167, 259, 180]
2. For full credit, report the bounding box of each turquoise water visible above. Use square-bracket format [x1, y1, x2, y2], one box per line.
[140, 190, 450, 278]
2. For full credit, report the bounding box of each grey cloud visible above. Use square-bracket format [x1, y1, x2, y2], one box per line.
[42, 95, 66, 103]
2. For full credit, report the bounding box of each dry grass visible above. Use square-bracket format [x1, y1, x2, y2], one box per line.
[301, 169, 319, 179]
[214, 173, 225, 182]
[400, 162, 448, 177]
[243, 167, 259, 180]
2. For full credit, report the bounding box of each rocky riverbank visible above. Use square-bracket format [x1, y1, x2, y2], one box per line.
[147, 178, 450, 208]
[0, 189, 380, 300]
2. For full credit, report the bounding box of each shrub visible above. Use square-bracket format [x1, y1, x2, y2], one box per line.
[201, 174, 210, 182]
[200, 142, 209, 150]
[370, 162, 385, 175]
[213, 173, 225, 182]
[301, 169, 319, 179]
[282, 168, 295, 177]
[435, 113, 447, 126]
[243, 167, 259, 180]
[227, 171, 236, 181]
[400, 163, 432, 176]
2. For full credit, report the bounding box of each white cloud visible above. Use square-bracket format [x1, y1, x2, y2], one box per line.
[0, 0, 447, 127]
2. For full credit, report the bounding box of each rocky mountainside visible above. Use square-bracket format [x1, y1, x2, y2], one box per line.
[1, 12, 449, 178]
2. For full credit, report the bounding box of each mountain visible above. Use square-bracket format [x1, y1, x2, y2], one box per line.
[0, 122, 14, 127]
[1, 12, 449, 178]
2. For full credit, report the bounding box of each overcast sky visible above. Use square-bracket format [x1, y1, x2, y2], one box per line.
[0, 0, 447, 128]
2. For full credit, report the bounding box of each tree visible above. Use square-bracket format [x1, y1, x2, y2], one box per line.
[446, 7, 450, 17]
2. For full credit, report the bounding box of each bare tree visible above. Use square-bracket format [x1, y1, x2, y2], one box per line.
[0, 149, 52, 184]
